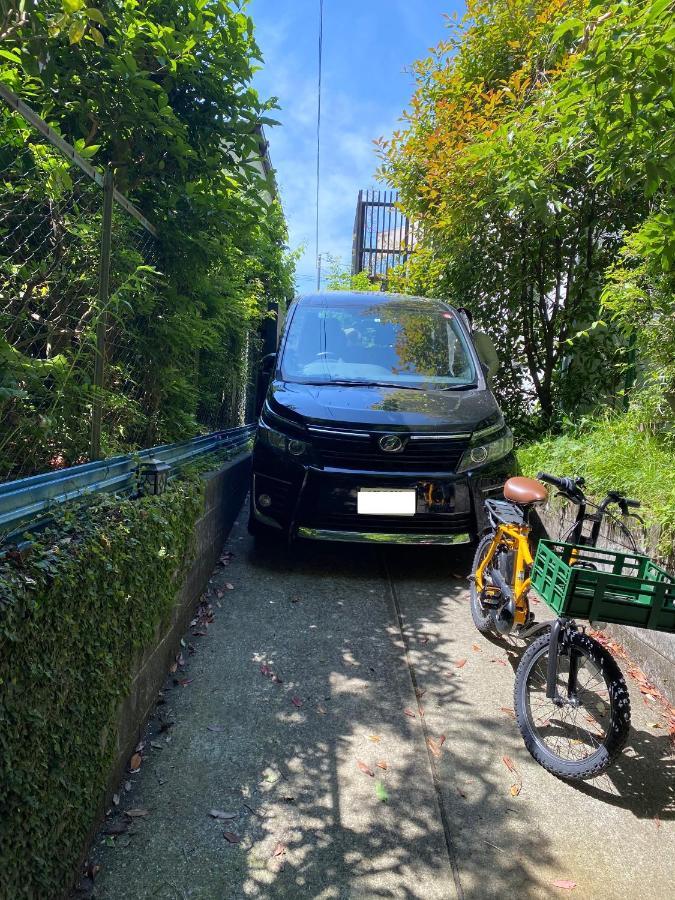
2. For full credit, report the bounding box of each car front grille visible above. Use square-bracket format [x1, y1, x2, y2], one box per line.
[309, 428, 470, 473]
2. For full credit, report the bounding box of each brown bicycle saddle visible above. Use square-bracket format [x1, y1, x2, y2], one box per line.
[503, 476, 548, 505]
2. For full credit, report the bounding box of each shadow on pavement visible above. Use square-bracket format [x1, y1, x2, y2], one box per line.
[238, 535, 560, 899]
[89, 517, 673, 900]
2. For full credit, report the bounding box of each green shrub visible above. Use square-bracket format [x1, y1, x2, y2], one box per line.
[0, 477, 204, 898]
[518, 414, 675, 556]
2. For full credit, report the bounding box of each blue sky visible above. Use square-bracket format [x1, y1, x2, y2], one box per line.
[247, 0, 464, 291]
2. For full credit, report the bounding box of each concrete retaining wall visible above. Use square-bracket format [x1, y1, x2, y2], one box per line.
[101, 452, 251, 816]
[536, 496, 674, 702]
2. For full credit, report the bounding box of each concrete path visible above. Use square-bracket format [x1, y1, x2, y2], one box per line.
[89, 505, 674, 899]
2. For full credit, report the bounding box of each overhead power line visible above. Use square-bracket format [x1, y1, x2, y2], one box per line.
[315, 0, 323, 291]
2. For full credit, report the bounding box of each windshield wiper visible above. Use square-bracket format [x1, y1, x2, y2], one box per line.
[302, 380, 426, 390]
[440, 382, 478, 391]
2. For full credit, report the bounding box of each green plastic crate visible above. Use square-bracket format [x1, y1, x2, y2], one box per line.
[530, 540, 675, 633]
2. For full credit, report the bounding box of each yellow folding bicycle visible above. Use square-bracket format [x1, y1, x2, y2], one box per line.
[470, 472, 646, 780]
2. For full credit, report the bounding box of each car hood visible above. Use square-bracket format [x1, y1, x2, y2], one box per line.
[267, 380, 501, 433]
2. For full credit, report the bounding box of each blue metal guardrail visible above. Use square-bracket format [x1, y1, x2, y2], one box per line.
[0, 425, 255, 543]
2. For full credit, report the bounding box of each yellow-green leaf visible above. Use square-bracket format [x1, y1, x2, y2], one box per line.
[69, 20, 86, 44]
[89, 26, 104, 47]
[85, 7, 107, 25]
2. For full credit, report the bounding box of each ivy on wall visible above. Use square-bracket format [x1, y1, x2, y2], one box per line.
[0, 477, 205, 897]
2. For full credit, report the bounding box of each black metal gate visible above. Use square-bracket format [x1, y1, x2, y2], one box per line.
[351, 189, 414, 279]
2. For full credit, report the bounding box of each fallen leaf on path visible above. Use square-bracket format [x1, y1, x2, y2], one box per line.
[224, 583, 234, 591]
[375, 781, 389, 802]
[502, 755, 518, 775]
[129, 753, 142, 772]
[455, 659, 467, 668]
[404, 708, 416, 718]
[500, 706, 516, 719]
[510, 783, 521, 797]
[648, 722, 663, 729]
[223, 832, 241, 844]
[209, 809, 238, 820]
[208, 724, 225, 733]
[273, 842, 286, 857]
[291, 696, 303, 708]
[471, 643, 482, 652]
[150, 741, 162, 750]
[357, 760, 374, 777]
[376, 760, 388, 770]
[416, 688, 426, 698]
[179, 679, 193, 687]
[457, 788, 467, 799]
[552, 880, 576, 890]
[112, 793, 119, 806]
[260, 664, 272, 677]
[169, 662, 178, 674]
[655, 816, 661, 829]
[368, 735, 381, 742]
[125, 808, 149, 818]
[272, 674, 284, 684]
[491, 658, 507, 667]
[192, 630, 208, 637]
[427, 738, 442, 758]
[315, 703, 326, 714]
[419, 637, 429, 645]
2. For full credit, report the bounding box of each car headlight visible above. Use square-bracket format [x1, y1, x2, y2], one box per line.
[257, 423, 311, 458]
[457, 424, 513, 473]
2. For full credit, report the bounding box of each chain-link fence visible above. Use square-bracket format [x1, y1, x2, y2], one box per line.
[0, 86, 256, 483]
[0, 102, 106, 480]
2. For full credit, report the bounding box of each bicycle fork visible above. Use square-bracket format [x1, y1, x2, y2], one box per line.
[546, 618, 580, 703]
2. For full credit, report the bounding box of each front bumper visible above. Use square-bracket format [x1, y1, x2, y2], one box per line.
[296, 527, 472, 545]
[250, 445, 516, 545]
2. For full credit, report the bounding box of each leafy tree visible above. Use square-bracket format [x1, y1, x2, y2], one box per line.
[0, 0, 295, 476]
[325, 255, 381, 292]
[378, 0, 672, 437]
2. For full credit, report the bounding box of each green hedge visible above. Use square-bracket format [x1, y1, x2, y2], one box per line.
[518, 416, 675, 557]
[0, 478, 204, 898]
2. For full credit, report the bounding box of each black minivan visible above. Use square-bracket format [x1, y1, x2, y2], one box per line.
[249, 292, 517, 544]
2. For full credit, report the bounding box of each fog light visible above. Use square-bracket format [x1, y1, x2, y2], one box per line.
[258, 494, 272, 508]
[470, 446, 489, 464]
[288, 439, 306, 456]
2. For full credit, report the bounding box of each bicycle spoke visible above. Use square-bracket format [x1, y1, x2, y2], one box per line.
[524, 642, 612, 762]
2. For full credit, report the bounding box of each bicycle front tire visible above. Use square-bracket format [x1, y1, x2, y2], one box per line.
[514, 630, 631, 780]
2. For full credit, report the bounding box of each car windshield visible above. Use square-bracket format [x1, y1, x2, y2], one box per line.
[280, 299, 477, 389]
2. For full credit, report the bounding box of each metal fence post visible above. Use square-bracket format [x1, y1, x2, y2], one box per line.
[90, 166, 114, 461]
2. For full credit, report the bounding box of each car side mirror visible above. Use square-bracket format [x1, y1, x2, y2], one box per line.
[260, 353, 276, 377]
[473, 332, 499, 382]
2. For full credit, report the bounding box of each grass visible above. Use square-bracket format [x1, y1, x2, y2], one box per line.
[518, 415, 675, 559]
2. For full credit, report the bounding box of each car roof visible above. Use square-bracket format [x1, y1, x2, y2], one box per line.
[293, 291, 456, 309]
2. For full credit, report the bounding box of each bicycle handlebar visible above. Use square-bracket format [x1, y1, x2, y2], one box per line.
[536, 472, 585, 501]
[536, 472, 641, 513]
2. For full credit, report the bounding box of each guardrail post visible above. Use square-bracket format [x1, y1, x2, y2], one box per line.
[90, 166, 114, 461]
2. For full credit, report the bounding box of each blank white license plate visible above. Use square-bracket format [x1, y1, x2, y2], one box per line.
[357, 489, 416, 516]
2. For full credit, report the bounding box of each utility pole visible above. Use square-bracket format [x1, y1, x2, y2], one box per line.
[316, 253, 322, 292]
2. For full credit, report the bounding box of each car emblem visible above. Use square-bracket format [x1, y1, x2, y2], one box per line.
[379, 434, 405, 453]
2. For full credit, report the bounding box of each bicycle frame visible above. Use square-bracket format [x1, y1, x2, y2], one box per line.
[474, 522, 533, 627]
